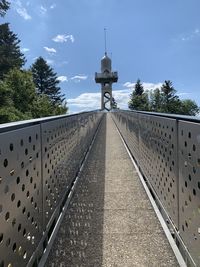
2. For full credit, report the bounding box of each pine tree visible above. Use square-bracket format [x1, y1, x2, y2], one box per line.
[160, 80, 180, 113]
[128, 79, 149, 111]
[31, 57, 65, 105]
[0, 23, 25, 79]
[0, 0, 10, 17]
[134, 79, 144, 95]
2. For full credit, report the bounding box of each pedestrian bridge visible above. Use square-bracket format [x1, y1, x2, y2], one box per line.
[0, 110, 199, 267]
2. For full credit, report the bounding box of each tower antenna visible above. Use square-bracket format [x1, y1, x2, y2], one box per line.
[104, 28, 107, 55]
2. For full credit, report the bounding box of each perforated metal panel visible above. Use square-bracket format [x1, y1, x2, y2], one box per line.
[0, 111, 103, 267]
[42, 113, 102, 227]
[138, 114, 178, 227]
[0, 126, 42, 267]
[179, 121, 200, 265]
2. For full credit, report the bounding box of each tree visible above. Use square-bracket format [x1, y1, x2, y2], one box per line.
[31, 57, 65, 105]
[179, 99, 199, 116]
[112, 97, 118, 109]
[0, 23, 25, 79]
[149, 88, 162, 112]
[4, 68, 36, 113]
[160, 80, 180, 113]
[0, 0, 10, 17]
[128, 79, 149, 111]
[134, 79, 144, 95]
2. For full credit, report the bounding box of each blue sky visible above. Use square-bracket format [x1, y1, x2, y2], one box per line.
[1, 0, 200, 113]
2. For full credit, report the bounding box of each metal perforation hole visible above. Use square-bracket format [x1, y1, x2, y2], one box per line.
[193, 144, 196, 151]
[23, 229, 26, 237]
[188, 174, 192, 181]
[0, 233, 3, 243]
[29, 136, 32, 143]
[26, 170, 29, 176]
[23, 251, 27, 259]
[22, 207, 26, 214]
[185, 181, 188, 188]
[22, 184, 25, 191]
[18, 224, 21, 232]
[184, 141, 187, 147]
[9, 143, 14, 151]
[3, 159, 8, 167]
[16, 177, 20, 184]
[11, 193, 15, 201]
[189, 195, 192, 202]
[30, 177, 33, 183]
[27, 212, 30, 219]
[193, 189, 196, 196]
[21, 162, 24, 168]
[25, 148, 28, 155]
[198, 181, 200, 189]
[17, 200, 21, 208]
[26, 191, 30, 198]
[188, 132, 191, 138]
[12, 242, 17, 252]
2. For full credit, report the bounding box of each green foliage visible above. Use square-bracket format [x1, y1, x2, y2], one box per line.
[32, 95, 68, 118]
[128, 79, 149, 111]
[4, 68, 36, 113]
[0, 0, 10, 17]
[31, 57, 64, 105]
[160, 80, 180, 113]
[0, 106, 32, 124]
[134, 79, 144, 95]
[179, 99, 199, 116]
[129, 79, 199, 116]
[0, 23, 25, 79]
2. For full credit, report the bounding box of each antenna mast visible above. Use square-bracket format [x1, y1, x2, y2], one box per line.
[104, 28, 107, 55]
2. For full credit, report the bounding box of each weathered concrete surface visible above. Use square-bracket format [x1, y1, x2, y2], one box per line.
[45, 113, 179, 267]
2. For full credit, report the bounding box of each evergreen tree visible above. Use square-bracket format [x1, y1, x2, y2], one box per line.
[31, 57, 65, 105]
[0, 0, 10, 17]
[149, 88, 162, 112]
[128, 79, 149, 111]
[0, 23, 25, 79]
[160, 80, 180, 113]
[134, 79, 144, 95]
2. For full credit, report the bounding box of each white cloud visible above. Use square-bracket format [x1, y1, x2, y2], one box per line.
[57, 76, 68, 82]
[68, 93, 101, 110]
[12, 0, 32, 20]
[40, 5, 47, 15]
[68, 82, 165, 113]
[46, 59, 54, 65]
[44, 46, 57, 54]
[123, 81, 162, 91]
[71, 75, 88, 82]
[21, 48, 30, 53]
[52, 34, 75, 43]
[50, 4, 56, 9]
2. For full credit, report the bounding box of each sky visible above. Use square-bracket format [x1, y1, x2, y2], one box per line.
[1, 0, 200, 113]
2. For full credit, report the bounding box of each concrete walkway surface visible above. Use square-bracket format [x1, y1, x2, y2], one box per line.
[45, 113, 179, 267]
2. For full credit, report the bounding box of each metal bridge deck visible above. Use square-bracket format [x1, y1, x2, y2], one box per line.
[45, 113, 178, 267]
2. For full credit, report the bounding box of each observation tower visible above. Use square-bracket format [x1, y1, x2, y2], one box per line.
[95, 30, 118, 110]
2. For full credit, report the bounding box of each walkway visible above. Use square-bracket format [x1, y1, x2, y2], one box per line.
[45, 113, 178, 267]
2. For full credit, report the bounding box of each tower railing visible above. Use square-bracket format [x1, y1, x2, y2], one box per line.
[112, 109, 200, 267]
[0, 110, 103, 267]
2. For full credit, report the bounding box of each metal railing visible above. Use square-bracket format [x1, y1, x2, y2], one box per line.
[112, 110, 200, 267]
[0, 111, 103, 267]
